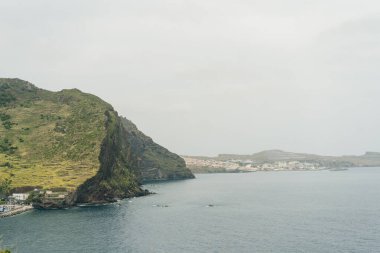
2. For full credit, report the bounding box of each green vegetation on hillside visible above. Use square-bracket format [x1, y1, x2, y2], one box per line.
[0, 79, 111, 191]
[0, 78, 193, 204]
[0, 177, 12, 198]
[0, 83, 16, 107]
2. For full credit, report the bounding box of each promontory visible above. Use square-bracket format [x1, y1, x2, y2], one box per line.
[0, 78, 194, 208]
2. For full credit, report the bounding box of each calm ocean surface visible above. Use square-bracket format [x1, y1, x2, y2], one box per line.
[1, 168, 380, 253]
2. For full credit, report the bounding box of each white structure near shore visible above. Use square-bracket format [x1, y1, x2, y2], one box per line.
[12, 193, 30, 201]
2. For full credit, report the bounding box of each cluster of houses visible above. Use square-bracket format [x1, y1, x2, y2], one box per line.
[0, 192, 31, 214]
[184, 157, 241, 171]
[10, 192, 30, 202]
[0, 189, 68, 213]
[184, 156, 327, 172]
[0, 192, 30, 207]
[242, 161, 326, 171]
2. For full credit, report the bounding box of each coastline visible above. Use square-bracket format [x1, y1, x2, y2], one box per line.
[0, 205, 34, 219]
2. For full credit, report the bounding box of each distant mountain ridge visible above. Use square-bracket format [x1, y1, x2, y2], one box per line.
[215, 150, 380, 167]
[184, 150, 380, 174]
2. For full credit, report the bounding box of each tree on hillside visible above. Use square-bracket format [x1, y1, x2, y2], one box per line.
[0, 178, 12, 198]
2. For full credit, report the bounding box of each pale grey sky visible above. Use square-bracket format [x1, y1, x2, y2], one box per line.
[1, 0, 379, 156]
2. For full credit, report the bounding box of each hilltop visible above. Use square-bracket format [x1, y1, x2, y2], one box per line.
[0, 78, 194, 205]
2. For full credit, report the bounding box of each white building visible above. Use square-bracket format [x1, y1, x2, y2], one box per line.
[12, 193, 30, 201]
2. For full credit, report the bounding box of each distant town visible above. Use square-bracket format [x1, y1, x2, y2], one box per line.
[183, 150, 380, 173]
[183, 157, 328, 173]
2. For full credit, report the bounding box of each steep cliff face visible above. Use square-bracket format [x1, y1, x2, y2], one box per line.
[121, 118, 195, 182]
[0, 78, 194, 205]
[76, 112, 194, 203]
[75, 111, 147, 203]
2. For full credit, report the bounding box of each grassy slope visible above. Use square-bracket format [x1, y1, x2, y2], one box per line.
[0, 78, 194, 203]
[0, 79, 111, 190]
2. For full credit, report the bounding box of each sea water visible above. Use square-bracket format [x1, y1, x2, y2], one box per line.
[1, 168, 380, 252]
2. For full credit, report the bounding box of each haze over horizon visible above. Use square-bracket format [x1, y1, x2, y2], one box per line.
[1, 0, 379, 157]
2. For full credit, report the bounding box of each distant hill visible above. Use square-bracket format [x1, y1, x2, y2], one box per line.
[219, 150, 316, 161]
[184, 150, 380, 173]
[0, 78, 194, 205]
[216, 150, 380, 167]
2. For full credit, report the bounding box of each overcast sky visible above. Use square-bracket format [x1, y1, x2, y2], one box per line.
[0, 0, 379, 156]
